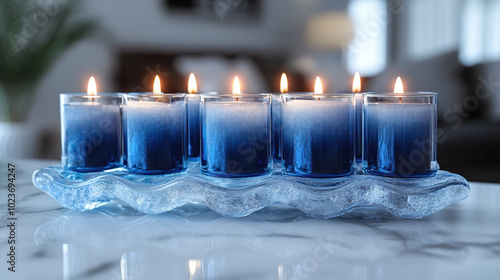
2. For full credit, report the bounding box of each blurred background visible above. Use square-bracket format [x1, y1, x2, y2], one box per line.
[1, 0, 500, 182]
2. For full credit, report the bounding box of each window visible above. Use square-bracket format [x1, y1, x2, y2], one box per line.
[406, 0, 460, 60]
[460, 0, 500, 65]
[345, 0, 388, 77]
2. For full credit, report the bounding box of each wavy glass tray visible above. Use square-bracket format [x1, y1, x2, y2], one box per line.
[32, 162, 470, 219]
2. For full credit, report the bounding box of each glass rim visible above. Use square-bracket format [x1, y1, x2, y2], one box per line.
[123, 93, 186, 99]
[201, 93, 271, 97]
[201, 93, 272, 102]
[363, 91, 437, 98]
[265, 92, 314, 95]
[267, 92, 358, 95]
[60, 93, 123, 98]
[185, 91, 219, 95]
[282, 93, 354, 98]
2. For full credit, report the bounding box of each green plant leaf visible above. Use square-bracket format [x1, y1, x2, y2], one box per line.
[0, 0, 97, 122]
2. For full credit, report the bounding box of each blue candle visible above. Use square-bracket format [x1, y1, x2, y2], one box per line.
[271, 73, 289, 162]
[123, 94, 187, 174]
[281, 94, 355, 177]
[60, 87, 122, 172]
[187, 94, 201, 158]
[354, 93, 363, 163]
[201, 94, 272, 177]
[186, 73, 203, 159]
[271, 93, 281, 161]
[353, 73, 363, 164]
[363, 92, 437, 177]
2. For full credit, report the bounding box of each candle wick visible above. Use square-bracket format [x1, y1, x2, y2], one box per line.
[91, 97, 95, 104]
[399, 97, 402, 104]
[236, 97, 239, 103]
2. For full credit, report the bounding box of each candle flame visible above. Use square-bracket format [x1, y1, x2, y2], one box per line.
[352, 72, 361, 93]
[394, 76, 404, 93]
[188, 73, 197, 94]
[87, 76, 97, 96]
[153, 75, 162, 94]
[280, 73, 288, 93]
[233, 76, 241, 94]
[314, 76, 323, 94]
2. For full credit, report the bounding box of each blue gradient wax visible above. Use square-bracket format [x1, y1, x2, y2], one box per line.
[363, 103, 437, 177]
[124, 100, 186, 174]
[201, 100, 272, 177]
[271, 94, 281, 161]
[187, 94, 201, 158]
[354, 93, 363, 163]
[61, 100, 122, 172]
[281, 99, 355, 177]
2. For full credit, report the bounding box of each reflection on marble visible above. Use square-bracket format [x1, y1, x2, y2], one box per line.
[34, 204, 468, 279]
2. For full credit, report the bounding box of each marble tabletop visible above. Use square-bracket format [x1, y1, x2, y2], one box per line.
[1, 160, 499, 280]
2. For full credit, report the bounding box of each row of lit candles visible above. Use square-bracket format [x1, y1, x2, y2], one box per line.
[86, 72, 404, 97]
[61, 72, 436, 178]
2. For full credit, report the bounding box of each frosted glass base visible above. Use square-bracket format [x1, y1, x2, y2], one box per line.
[32, 162, 470, 219]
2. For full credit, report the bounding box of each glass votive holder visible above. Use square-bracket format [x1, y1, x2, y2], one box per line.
[123, 93, 187, 174]
[271, 93, 282, 162]
[60, 93, 123, 172]
[363, 92, 438, 177]
[186, 93, 201, 159]
[271, 92, 316, 163]
[200, 94, 272, 177]
[354, 93, 363, 163]
[281, 93, 355, 177]
[186, 91, 218, 159]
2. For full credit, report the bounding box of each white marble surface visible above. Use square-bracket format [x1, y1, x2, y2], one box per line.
[1, 160, 499, 280]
